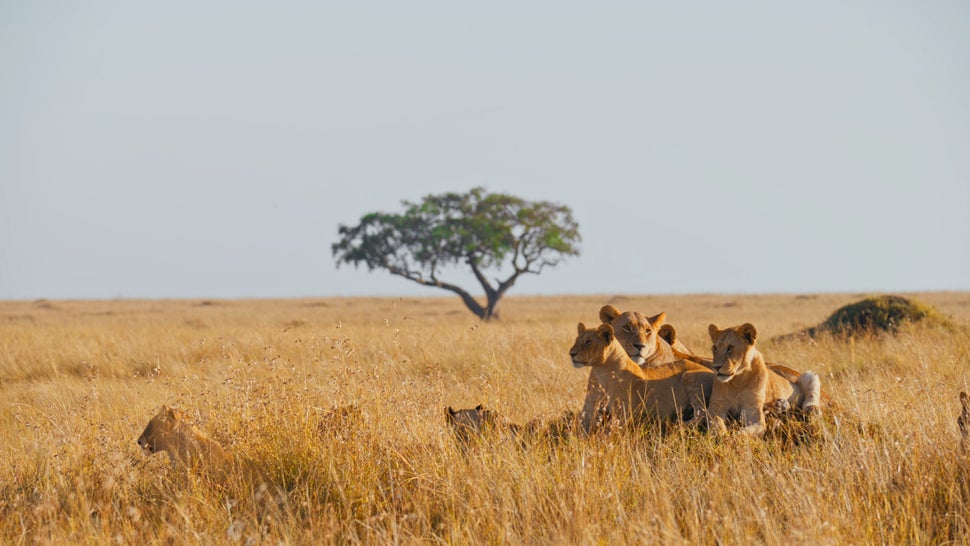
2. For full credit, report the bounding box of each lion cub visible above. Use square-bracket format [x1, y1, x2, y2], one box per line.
[446, 405, 509, 444]
[570, 322, 713, 428]
[705, 324, 822, 437]
[445, 404, 533, 451]
[137, 405, 228, 470]
[445, 405, 583, 449]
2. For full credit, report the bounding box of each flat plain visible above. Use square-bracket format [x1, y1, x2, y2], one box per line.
[2, 292, 969, 544]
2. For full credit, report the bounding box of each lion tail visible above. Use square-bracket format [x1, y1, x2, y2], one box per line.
[672, 348, 713, 368]
[797, 371, 822, 414]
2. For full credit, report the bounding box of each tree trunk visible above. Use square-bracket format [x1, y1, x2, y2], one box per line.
[483, 294, 501, 321]
[455, 291, 487, 320]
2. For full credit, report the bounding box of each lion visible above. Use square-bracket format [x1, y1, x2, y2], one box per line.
[660, 323, 815, 387]
[578, 305, 692, 433]
[570, 322, 714, 428]
[446, 405, 583, 448]
[703, 323, 822, 437]
[137, 405, 228, 470]
[446, 404, 521, 446]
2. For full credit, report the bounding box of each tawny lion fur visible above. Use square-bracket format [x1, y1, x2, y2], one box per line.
[570, 322, 713, 427]
[578, 305, 693, 432]
[137, 405, 228, 470]
[703, 323, 822, 437]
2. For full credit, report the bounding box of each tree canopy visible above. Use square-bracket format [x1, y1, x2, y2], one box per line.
[332, 187, 581, 319]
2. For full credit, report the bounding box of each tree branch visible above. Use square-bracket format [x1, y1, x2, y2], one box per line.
[467, 255, 497, 299]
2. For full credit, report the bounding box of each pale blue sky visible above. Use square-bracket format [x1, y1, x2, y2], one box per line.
[2, 2, 968, 300]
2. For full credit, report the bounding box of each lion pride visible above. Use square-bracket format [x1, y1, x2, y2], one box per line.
[578, 305, 690, 432]
[570, 322, 713, 428]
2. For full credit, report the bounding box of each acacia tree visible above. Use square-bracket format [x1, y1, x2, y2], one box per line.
[332, 187, 581, 320]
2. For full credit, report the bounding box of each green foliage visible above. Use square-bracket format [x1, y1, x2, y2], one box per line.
[813, 295, 952, 336]
[332, 187, 581, 319]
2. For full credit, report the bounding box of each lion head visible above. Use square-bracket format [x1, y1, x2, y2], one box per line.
[708, 323, 758, 383]
[137, 405, 181, 455]
[569, 322, 615, 369]
[446, 404, 499, 444]
[599, 305, 666, 365]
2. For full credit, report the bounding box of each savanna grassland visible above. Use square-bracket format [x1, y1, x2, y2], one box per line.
[2, 292, 970, 545]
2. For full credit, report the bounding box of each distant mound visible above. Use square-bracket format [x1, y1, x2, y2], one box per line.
[807, 295, 951, 337]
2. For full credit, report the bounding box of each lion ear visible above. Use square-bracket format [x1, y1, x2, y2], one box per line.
[708, 324, 720, 342]
[596, 323, 615, 344]
[658, 324, 676, 346]
[648, 311, 666, 329]
[475, 404, 484, 411]
[446, 406, 456, 417]
[599, 305, 621, 324]
[739, 323, 758, 344]
[577, 322, 586, 335]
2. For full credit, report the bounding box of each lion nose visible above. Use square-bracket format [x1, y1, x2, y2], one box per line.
[633, 343, 645, 350]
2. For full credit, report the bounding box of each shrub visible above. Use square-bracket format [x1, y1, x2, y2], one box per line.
[810, 295, 951, 336]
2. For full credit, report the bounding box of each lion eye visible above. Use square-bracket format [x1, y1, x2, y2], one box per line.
[726, 345, 734, 353]
[644, 329, 652, 335]
[584, 339, 591, 346]
[623, 325, 632, 332]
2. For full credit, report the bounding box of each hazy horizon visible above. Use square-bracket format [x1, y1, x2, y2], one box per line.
[3, 3, 968, 301]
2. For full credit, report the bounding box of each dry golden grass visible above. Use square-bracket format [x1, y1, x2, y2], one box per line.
[1, 292, 969, 544]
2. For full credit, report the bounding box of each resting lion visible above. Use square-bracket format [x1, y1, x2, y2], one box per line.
[569, 322, 713, 428]
[660, 323, 816, 387]
[137, 405, 228, 470]
[445, 405, 581, 448]
[446, 404, 521, 446]
[579, 305, 691, 433]
[704, 323, 822, 437]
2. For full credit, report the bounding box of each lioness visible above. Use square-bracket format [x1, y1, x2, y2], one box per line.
[570, 322, 713, 428]
[579, 305, 690, 433]
[661, 323, 816, 387]
[137, 405, 228, 470]
[704, 323, 822, 437]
